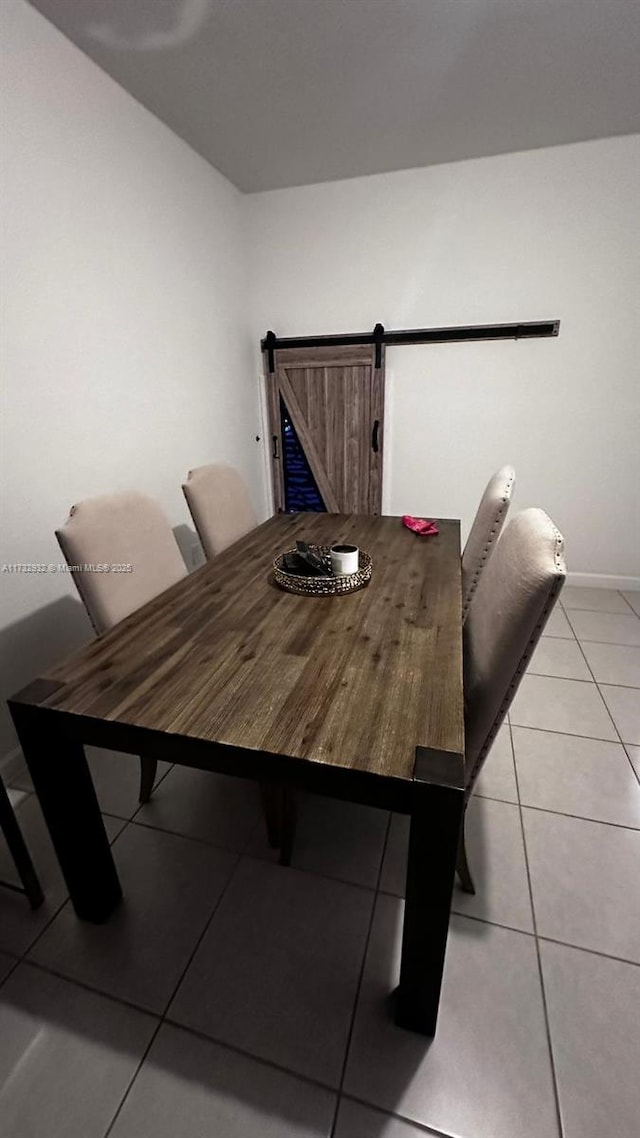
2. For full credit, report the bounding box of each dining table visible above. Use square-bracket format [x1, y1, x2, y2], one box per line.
[8, 511, 465, 1037]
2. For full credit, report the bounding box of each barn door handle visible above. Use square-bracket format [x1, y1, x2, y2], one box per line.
[272, 435, 280, 460]
[371, 420, 380, 453]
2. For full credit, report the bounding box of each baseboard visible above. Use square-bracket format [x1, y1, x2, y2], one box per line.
[566, 572, 640, 591]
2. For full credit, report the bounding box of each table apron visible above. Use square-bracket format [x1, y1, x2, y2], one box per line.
[9, 702, 415, 815]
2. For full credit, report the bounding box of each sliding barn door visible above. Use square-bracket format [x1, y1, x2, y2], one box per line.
[264, 344, 385, 515]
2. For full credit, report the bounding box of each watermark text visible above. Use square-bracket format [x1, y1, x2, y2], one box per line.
[1, 563, 133, 574]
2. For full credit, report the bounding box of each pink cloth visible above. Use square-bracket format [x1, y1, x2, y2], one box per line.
[402, 515, 439, 536]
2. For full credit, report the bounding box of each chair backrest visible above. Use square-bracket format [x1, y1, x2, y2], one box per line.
[462, 465, 515, 620]
[56, 491, 187, 633]
[182, 463, 257, 559]
[463, 507, 565, 793]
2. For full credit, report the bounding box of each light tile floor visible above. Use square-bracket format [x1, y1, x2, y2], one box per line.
[1, 585, 639, 1138]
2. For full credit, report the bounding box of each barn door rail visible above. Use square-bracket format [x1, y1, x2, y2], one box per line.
[262, 319, 560, 373]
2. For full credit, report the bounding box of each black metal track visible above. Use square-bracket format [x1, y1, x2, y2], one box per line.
[262, 319, 560, 371]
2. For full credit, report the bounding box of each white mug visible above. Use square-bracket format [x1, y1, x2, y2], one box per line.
[330, 544, 359, 576]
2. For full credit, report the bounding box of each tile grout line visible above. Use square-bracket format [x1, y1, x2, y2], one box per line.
[10, 928, 466, 1138]
[548, 634, 640, 646]
[7, 787, 638, 951]
[162, 1011, 373, 1105]
[507, 720, 628, 746]
[508, 718, 565, 1138]
[12, 889, 86, 967]
[0, 952, 22, 991]
[517, 801, 640, 833]
[102, 1020, 164, 1138]
[4, 708, 637, 1137]
[562, 606, 640, 620]
[240, 853, 380, 897]
[5, 796, 638, 983]
[474, 788, 640, 834]
[623, 743, 640, 780]
[4, 792, 381, 982]
[6, 833, 639, 1135]
[619, 593, 640, 619]
[14, 816, 135, 968]
[592, 679, 640, 764]
[518, 674, 596, 687]
[102, 846, 246, 1138]
[21, 954, 347, 1103]
[109, 811, 303, 1134]
[18, 915, 639, 1133]
[529, 668, 640, 691]
[534, 934, 640, 970]
[49, 774, 249, 1138]
[439, 906, 536, 939]
[474, 790, 520, 806]
[5, 735, 637, 1135]
[128, 815, 384, 897]
[561, 587, 640, 620]
[583, 679, 639, 691]
[563, 611, 640, 790]
[339, 1091, 458, 1138]
[18, 956, 166, 1018]
[329, 812, 393, 1138]
[159, 1015, 343, 1098]
[370, 894, 640, 968]
[152, 837, 249, 995]
[370, 891, 537, 939]
[125, 815, 262, 859]
[13, 901, 640, 1079]
[7, 781, 259, 990]
[15, 845, 639, 1026]
[354, 1091, 491, 1138]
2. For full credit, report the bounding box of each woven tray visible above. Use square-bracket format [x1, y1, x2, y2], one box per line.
[273, 545, 372, 597]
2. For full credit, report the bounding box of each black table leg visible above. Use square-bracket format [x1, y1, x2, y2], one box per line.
[396, 747, 465, 1036]
[0, 775, 44, 909]
[11, 713, 122, 923]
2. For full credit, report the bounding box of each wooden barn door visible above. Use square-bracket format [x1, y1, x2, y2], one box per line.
[264, 344, 385, 515]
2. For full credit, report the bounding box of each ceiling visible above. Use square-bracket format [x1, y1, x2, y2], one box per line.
[29, 0, 640, 192]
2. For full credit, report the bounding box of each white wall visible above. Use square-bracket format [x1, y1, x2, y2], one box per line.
[246, 136, 640, 584]
[0, 0, 264, 760]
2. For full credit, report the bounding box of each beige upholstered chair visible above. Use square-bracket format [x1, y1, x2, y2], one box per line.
[56, 491, 188, 802]
[462, 465, 515, 621]
[182, 464, 257, 559]
[459, 507, 566, 892]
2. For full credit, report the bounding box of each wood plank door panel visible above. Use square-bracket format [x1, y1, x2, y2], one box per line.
[264, 344, 385, 515]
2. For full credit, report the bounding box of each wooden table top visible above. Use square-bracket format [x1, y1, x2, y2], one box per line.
[15, 513, 464, 783]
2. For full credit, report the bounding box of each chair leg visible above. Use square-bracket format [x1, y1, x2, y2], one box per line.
[0, 776, 44, 909]
[278, 789, 297, 867]
[259, 783, 283, 849]
[456, 810, 475, 895]
[259, 785, 298, 865]
[138, 757, 158, 804]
